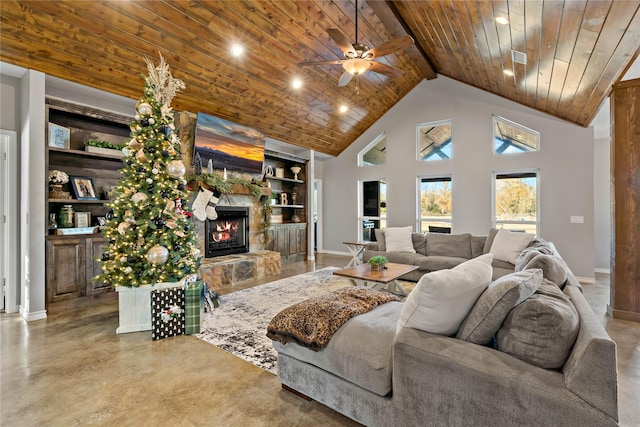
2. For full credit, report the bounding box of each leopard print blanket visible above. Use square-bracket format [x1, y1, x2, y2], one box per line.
[266, 287, 401, 351]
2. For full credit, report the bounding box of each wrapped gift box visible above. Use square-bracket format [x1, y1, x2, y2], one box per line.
[151, 286, 185, 340]
[184, 281, 205, 335]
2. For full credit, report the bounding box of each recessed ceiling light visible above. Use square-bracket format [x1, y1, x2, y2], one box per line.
[339, 105, 348, 114]
[292, 78, 303, 89]
[496, 16, 509, 25]
[503, 69, 514, 77]
[231, 44, 244, 57]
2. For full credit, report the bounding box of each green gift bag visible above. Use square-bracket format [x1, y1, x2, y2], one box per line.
[184, 281, 205, 335]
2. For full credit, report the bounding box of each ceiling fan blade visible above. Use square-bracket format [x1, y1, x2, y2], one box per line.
[298, 59, 345, 67]
[338, 71, 354, 87]
[369, 61, 404, 79]
[365, 35, 414, 59]
[327, 28, 356, 57]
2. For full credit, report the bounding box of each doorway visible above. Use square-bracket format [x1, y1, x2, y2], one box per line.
[1, 129, 18, 313]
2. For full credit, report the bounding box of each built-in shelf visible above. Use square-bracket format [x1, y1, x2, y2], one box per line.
[48, 146, 124, 160]
[271, 204, 304, 208]
[266, 176, 304, 184]
[49, 199, 108, 204]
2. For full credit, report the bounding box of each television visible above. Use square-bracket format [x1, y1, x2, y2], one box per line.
[193, 112, 266, 175]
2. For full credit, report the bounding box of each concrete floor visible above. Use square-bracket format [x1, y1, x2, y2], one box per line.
[1, 254, 638, 426]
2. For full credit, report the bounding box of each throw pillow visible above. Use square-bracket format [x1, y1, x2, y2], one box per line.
[514, 238, 556, 271]
[496, 280, 579, 369]
[398, 253, 494, 335]
[489, 229, 535, 264]
[524, 254, 569, 288]
[374, 229, 386, 251]
[482, 228, 499, 254]
[456, 269, 543, 345]
[384, 226, 416, 253]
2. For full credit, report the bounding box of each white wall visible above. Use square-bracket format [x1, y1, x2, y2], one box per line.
[594, 138, 611, 272]
[321, 76, 596, 279]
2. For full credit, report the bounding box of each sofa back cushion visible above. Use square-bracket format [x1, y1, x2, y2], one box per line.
[412, 233, 427, 255]
[457, 269, 543, 345]
[483, 228, 499, 254]
[489, 229, 535, 264]
[426, 233, 472, 259]
[496, 280, 579, 369]
[523, 254, 569, 288]
[397, 254, 493, 335]
[384, 226, 416, 253]
[471, 235, 486, 259]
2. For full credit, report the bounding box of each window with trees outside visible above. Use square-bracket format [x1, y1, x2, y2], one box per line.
[360, 179, 386, 241]
[494, 115, 539, 154]
[419, 177, 452, 233]
[494, 172, 538, 235]
[358, 132, 386, 166]
[418, 120, 452, 161]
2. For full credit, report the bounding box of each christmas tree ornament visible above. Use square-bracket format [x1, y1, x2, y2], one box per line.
[162, 191, 170, 199]
[117, 222, 131, 235]
[140, 119, 149, 127]
[101, 252, 110, 261]
[148, 118, 155, 125]
[131, 192, 148, 204]
[152, 168, 159, 174]
[137, 102, 152, 115]
[147, 146, 156, 154]
[167, 160, 186, 178]
[162, 150, 170, 158]
[146, 178, 153, 184]
[165, 219, 177, 229]
[124, 267, 133, 274]
[135, 114, 140, 121]
[105, 210, 115, 220]
[173, 244, 181, 251]
[136, 149, 147, 162]
[177, 183, 186, 191]
[146, 245, 169, 264]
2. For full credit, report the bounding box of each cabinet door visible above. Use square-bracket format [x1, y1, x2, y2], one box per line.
[85, 237, 110, 295]
[46, 238, 86, 303]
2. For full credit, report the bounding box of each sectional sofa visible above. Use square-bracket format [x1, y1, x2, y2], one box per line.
[270, 229, 618, 426]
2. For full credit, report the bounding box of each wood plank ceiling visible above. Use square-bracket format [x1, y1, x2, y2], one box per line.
[1, 1, 639, 157]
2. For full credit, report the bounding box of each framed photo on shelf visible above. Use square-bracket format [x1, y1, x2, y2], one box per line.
[48, 123, 70, 149]
[70, 176, 98, 200]
[74, 212, 91, 228]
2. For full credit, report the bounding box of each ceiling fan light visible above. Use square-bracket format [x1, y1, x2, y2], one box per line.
[343, 58, 371, 75]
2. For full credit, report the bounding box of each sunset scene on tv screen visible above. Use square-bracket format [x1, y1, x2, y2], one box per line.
[194, 112, 266, 174]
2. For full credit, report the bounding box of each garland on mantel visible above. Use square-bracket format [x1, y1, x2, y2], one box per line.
[186, 173, 273, 245]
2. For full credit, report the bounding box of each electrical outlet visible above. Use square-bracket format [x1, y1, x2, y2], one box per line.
[570, 216, 584, 224]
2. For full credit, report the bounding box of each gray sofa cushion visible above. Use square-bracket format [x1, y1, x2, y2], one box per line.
[496, 280, 579, 369]
[471, 235, 486, 258]
[273, 301, 403, 396]
[426, 233, 472, 258]
[525, 254, 569, 287]
[457, 269, 543, 344]
[415, 255, 469, 271]
[515, 238, 556, 271]
[374, 229, 386, 251]
[482, 228, 499, 254]
[412, 233, 427, 255]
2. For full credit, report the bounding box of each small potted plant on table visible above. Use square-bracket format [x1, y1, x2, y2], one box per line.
[368, 255, 388, 272]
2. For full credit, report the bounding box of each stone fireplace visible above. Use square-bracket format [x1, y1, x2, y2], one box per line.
[205, 206, 250, 257]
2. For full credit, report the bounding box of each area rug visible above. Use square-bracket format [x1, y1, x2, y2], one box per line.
[195, 267, 415, 375]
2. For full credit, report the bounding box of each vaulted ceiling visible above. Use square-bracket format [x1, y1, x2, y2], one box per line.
[2, 1, 639, 157]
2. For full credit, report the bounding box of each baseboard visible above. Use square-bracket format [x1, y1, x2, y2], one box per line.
[319, 249, 350, 256]
[594, 268, 611, 274]
[20, 308, 47, 321]
[576, 276, 596, 284]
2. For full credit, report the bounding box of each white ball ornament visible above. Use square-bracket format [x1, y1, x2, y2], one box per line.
[146, 245, 169, 264]
[148, 118, 155, 125]
[124, 267, 133, 274]
[146, 178, 153, 184]
[131, 192, 148, 203]
[152, 168, 159, 174]
[167, 160, 186, 178]
[137, 102, 152, 115]
[135, 114, 140, 121]
[122, 148, 130, 157]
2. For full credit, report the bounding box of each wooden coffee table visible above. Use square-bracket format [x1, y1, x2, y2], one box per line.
[333, 263, 419, 296]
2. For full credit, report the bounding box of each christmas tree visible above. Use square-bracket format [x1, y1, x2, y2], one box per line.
[98, 54, 201, 287]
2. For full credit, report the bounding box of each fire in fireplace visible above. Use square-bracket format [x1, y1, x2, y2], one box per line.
[205, 206, 250, 257]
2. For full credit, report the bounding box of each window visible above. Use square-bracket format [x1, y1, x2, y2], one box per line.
[419, 177, 452, 233]
[494, 172, 538, 235]
[493, 115, 539, 154]
[358, 133, 386, 166]
[417, 120, 452, 161]
[360, 179, 386, 241]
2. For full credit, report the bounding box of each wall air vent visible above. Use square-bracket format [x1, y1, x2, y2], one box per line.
[512, 50, 527, 65]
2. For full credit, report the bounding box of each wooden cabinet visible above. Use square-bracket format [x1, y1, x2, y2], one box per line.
[267, 224, 307, 262]
[45, 99, 131, 306]
[46, 237, 86, 303]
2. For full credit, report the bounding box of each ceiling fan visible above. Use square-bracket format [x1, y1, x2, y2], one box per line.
[298, 0, 414, 87]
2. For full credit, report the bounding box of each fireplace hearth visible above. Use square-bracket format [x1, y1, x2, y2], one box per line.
[205, 206, 250, 257]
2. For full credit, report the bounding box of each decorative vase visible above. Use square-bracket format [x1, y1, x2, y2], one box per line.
[370, 264, 385, 272]
[58, 205, 74, 228]
[49, 183, 65, 199]
[291, 166, 302, 180]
